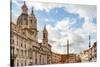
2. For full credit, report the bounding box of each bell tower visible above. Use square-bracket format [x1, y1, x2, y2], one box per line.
[28, 7, 38, 39]
[28, 7, 37, 29]
[43, 25, 48, 46]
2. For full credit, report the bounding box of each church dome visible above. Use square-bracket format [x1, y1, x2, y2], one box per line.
[17, 1, 28, 26]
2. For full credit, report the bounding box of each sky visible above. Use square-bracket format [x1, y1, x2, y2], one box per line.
[11, 0, 97, 54]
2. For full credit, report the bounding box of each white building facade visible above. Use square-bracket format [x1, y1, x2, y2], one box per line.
[10, 2, 52, 67]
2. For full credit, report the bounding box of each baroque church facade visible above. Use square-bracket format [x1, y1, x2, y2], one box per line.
[10, 2, 52, 66]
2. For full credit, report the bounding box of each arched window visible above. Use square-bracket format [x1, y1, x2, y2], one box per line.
[17, 60, 19, 66]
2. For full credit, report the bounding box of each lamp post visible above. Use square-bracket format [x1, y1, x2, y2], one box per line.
[67, 40, 69, 63]
[89, 34, 92, 62]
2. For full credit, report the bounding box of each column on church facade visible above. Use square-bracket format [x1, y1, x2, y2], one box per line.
[44, 54, 46, 64]
[40, 54, 42, 64]
[32, 51, 36, 64]
[45, 54, 48, 64]
[41, 54, 44, 64]
[37, 52, 41, 64]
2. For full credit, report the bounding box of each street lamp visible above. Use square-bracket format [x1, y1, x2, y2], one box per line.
[67, 40, 69, 63]
[88, 34, 92, 62]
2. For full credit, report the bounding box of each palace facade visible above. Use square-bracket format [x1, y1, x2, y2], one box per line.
[51, 52, 61, 64]
[80, 42, 97, 62]
[10, 2, 52, 66]
[61, 54, 81, 63]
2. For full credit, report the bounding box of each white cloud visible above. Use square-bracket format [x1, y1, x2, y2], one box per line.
[69, 48, 77, 54]
[44, 18, 49, 22]
[11, 10, 19, 23]
[13, 1, 97, 19]
[83, 18, 97, 33]
[55, 18, 76, 31]
[38, 30, 43, 43]
[26, 1, 97, 19]
[47, 25, 61, 42]
[45, 17, 96, 54]
[56, 18, 70, 31]
[45, 18, 82, 54]
[64, 4, 97, 18]
[26, 1, 64, 12]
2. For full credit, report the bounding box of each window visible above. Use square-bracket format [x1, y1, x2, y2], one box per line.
[17, 60, 19, 66]
[21, 42, 23, 47]
[24, 41, 26, 48]
[26, 20, 28, 25]
[17, 37, 18, 46]
[30, 20, 32, 24]
[25, 60, 26, 66]
[24, 17, 28, 25]
[21, 60, 23, 66]
[21, 50, 23, 57]
[11, 47, 14, 57]
[17, 40, 18, 46]
[11, 39, 14, 44]
[24, 18, 26, 20]
[26, 22, 28, 25]
[22, 50, 23, 56]
[22, 32, 24, 35]
[11, 32, 14, 37]
[25, 43, 26, 48]
[11, 34, 14, 44]
[43, 34, 46, 39]
[16, 48, 19, 55]
[25, 50, 26, 56]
